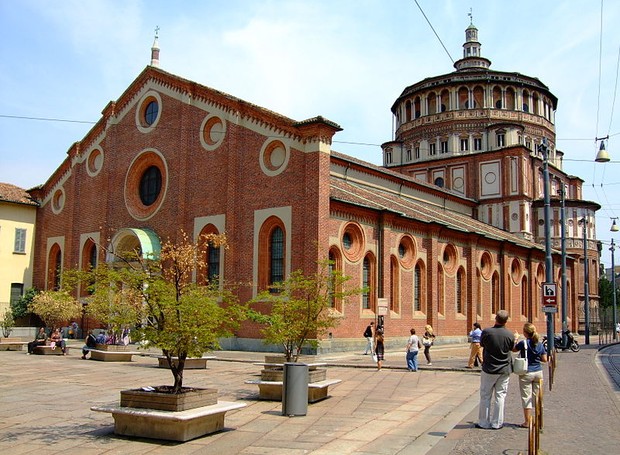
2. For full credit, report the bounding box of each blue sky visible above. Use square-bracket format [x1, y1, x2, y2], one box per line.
[1, 0, 620, 265]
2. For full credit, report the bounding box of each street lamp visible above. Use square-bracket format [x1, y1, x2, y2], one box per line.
[581, 217, 590, 345]
[595, 136, 610, 162]
[538, 137, 554, 353]
[610, 218, 618, 342]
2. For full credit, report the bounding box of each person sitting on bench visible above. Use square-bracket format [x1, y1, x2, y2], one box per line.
[49, 328, 67, 355]
[27, 327, 47, 354]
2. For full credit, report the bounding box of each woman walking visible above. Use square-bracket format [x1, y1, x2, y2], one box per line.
[374, 330, 385, 371]
[512, 322, 547, 427]
[422, 325, 436, 365]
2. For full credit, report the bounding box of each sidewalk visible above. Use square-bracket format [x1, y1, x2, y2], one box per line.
[0, 341, 618, 454]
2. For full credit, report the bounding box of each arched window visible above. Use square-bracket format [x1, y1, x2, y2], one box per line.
[269, 227, 284, 286]
[362, 253, 376, 311]
[80, 239, 97, 296]
[492, 272, 500, 314]
[456, 268, 465, 315]
[258, 216, 286, 292]
[414, 263, 422, 312]
[405, 100, 412, 122]
[48, 243, 62, 291]
[328, 247, 343, 312]
[521, 276, 528, 319]
[438, 264, 445, 315]
[390, 256, 399, 313]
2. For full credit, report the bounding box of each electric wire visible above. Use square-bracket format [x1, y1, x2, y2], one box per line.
[413, 0, 454, 64]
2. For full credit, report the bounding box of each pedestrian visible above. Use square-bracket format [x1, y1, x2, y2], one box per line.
[406, 328, 422, 371]
[422, 324, 435, 365]
[363, 322, 374, 355]
[513, 322, 547, 428]
[468, 322, 483, 368]
[477, 310, 516, 430]
[374, 329, 385, 371]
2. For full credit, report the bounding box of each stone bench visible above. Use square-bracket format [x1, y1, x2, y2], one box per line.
[156, 356, 216, 370]
[0, 341, 27, 351]
[245, 378, 341, 403]
[91, 401, 247, 442]
[33, 345, 69, 355]
[89, 349, 141, 362]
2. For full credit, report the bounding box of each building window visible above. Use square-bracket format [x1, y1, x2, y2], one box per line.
[385, 151, 392, 164]
[144, 100, 159, 126]
[415, 147, 420, 159]
[460, 138, 469, 151]
[207, 241, 221, 284]
[269, 227, 284, 286]
[523, 103, 529, 113]
[139, 166, 162, 206]
[14, 228, 26, 253]
[414, 264, 421, 312]
[456, 269, 464, 314]
[441, 141, 448, 153]
[362, 256, 370, 309]
[10, 283, 23, 307]
[474, 138, 482, 151]
[429, 143, 436, 156]
[526, 140, 532, 150]
[497, 134, 505, 147]
[434, 177, 445, 187]
[406, 149, 412, 161]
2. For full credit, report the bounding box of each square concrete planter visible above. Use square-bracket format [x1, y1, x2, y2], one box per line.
[120, 387, 218, 412]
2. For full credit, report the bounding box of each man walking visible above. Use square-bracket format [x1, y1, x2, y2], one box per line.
[477, 310, 515, 429]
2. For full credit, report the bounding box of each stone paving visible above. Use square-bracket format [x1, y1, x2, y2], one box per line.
[0, 340, 618, 454]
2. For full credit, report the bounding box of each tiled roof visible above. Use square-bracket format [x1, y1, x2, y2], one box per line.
[330, 177, 543, 251]
[0, 182, 38, 206]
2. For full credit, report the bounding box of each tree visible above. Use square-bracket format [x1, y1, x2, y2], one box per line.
[29, 290, 82, 330]
[77, 231, 246, 393]
[0, 309, 14, 338]
[248, 260, 361, 362]
[11, 287, 38, 319]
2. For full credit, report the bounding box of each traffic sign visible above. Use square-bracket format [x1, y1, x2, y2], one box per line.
[542, 282, 557, 307]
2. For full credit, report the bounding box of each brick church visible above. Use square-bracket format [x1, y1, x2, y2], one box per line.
[28, 23, 599, 350]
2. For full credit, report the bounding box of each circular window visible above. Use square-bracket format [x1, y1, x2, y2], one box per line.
[453, 177, 464, 191]
[135, 91, 162, 133]
[442, 244, 458, 273]
[124, 150, 168, 221]
[511, 258, 522, 284]
[434, 177, 445, 187]
[480, 251, 492, 280]
[139, 166, 162, 206]
[260, 139, 290, 176]
[398, 235, 416, 269]
[341, 222, 365, 262]
[51, 187, 65, 214]
[86, 147, 104, 176]
[200, 115, 226, 151]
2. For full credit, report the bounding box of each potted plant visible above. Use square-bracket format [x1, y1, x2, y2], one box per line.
[248, 260, 360, 384]
[81, 232, 247, 411]
[29, 290, 83, 334]
[0, 309, 14, 338]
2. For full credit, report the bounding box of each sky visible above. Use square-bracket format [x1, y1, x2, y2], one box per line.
[1, 0, 620, 265]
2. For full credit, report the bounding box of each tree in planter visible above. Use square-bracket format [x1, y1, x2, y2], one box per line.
[11, 287, 39, 323]
[0, 309, 14, 338]
[29, 290, 82, 332]
[248, 260, 361, 362]
[66, 264, 144, 345]
[81, 231, 246, 394]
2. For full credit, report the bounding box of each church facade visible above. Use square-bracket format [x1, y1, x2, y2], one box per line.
[28, 24, 599, 350]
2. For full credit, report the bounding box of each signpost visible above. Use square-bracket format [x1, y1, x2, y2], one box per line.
[542, 282, 557, 313]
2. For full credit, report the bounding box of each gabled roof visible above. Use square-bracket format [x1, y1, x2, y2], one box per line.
[0, 182, 39, 207]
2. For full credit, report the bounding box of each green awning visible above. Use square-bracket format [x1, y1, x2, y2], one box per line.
[115, 227, 161, 260]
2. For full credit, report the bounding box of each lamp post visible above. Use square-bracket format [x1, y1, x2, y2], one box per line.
[560, 187, 568, 345]
[610, 217, 618, 342]
[582, 216, 590, 345]
[539, 137, 554, 353]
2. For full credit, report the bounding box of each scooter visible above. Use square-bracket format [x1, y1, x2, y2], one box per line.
[542, 330, 580, 352]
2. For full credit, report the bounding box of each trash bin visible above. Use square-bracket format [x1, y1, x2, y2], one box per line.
[282, 362, 308, 416]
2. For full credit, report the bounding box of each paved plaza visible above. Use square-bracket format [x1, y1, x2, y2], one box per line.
[0, 341, 618, 454]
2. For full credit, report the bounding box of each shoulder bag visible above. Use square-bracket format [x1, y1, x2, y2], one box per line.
[512, 340, 528, 375]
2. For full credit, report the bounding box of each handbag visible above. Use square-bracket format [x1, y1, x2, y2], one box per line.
[512, 340, 528, 375]
[372, 353, 378, 362]
[422, 336, 433, 347]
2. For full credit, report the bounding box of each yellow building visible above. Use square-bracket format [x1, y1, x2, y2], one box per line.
[0, 183, 37, 317]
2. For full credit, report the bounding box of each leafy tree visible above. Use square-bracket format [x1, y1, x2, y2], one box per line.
[29, 290, 82, 330]
[249, 260, 361, 362]
[77, 231, 246, 393]
[11, 287, 38, 319]
[0, 309, 14, 337]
